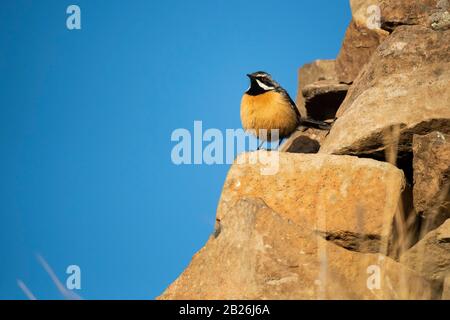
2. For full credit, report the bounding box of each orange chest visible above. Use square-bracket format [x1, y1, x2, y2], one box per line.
[240, 91, 298, 132]
[241, 91, 284, 116]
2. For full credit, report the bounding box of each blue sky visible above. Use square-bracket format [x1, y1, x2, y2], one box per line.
[0, 0, 350, 299]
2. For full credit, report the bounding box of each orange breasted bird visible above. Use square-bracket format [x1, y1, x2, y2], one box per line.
[240, 71, 331, 148]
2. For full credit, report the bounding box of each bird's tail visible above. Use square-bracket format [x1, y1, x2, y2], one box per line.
[299, 118, 332, 130]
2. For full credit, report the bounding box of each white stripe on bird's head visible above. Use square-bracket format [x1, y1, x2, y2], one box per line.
[255, 79, 275, 91]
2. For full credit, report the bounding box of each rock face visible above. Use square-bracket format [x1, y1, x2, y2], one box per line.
[280, 128, 326, 154]
[295, 60, 337, 118]
[335, 25, 450, 118]
[336, 19, 389, 84]
[217, 151, 405, 250]
[336, 1, 390, 83]
[336, 0, 450, 83]
[159, 198, 435, 300]
[302, 80, 349, 121]
[321, 26, 450, 157]
[400, 219, 450, 285]
[430, 8, 450, 30]
[379, 0, 449, 31]
[413, 132, 450, 229]
[350, 0, 383, 26]
[443, 276, 450, 299]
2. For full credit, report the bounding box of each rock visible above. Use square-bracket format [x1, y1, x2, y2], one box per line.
[350, 0, 383, 26]
[438, 222, 450, 241]
[321, 26, 450, 157]
[280, 128, 327, 154]
[336, 25, 450, 118]
[335, 19, 389, 84]
[379, 0, 448, 31]
[279, 130, 321, 154]
[217, 151, 405, 251]
[400, 219, 450, 285]
[431, 7, 450, 30]
[413, 132, 450, 229]
[315, 230, 382, 253]
[295, 60, 337, 118]
[159, 198, 436, 299]
[302, 80, 349, 121]
[443, 276, 450, 299]
[335, 0, 446, 83]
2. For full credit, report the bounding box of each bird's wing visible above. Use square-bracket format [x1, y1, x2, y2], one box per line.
[278, 87, 331, 130]
[278, 87, 302, 122]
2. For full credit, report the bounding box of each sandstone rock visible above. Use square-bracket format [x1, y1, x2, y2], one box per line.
[295, 60, 337, 118]
[379, 0, 448, 31]
[159, 198, 435, 299]
[302, 80, 349, 121]
[400, 219, 450, 284]
[217, 151, 405, 250]
[350, 0, 383, 26]
[443, 276, 450, 299]
[279, 128, 326, 154]
[430, 9, 450, 30]
[336, 0, 446, 82]
[321, 26, 450, 157]
[335, 19, 389, 84]
[413, 132, 450, 229]
[336, 25, 450, 118]
[316, 230, 382, 253]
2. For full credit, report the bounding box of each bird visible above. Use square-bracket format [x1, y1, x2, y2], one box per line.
[240, 71, 331, 149]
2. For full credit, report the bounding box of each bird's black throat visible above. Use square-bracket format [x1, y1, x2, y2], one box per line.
[246, 79, 269, 96]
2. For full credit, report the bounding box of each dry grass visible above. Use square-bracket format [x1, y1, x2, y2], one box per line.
[17, 254, 82, 300]
[314, 125, 445, 299]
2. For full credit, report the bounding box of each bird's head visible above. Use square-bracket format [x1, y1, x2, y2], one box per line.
[245, 71, 279, 95]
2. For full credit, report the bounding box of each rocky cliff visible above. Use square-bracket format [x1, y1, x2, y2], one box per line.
[159, 0, 450, 300]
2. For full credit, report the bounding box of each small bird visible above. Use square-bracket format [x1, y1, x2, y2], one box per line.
[240, 71, 331, 148]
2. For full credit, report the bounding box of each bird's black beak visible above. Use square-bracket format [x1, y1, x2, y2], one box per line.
[246, 73, 253, 79]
